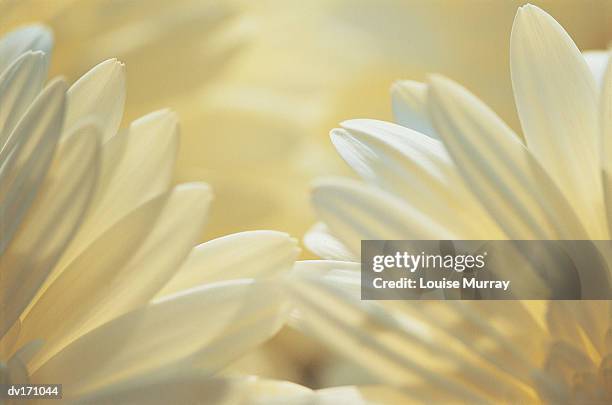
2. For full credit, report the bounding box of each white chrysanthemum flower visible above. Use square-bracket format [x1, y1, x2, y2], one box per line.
[289, 4, 612, 404]
[305, 4, 612, 258]
[0, 25, 302, 402]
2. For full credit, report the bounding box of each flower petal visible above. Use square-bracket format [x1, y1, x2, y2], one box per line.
[31, 280, 290, 397]
[0, 51, 47, 145]
[583, 50, 610, 90]
[391, 80, 437, 138]
[0, 122, 100, 339]
[157, 230, 299, 298]
[20, 183, 212, 367]
[52, 109, 179, 273]
[0, 25, 52, 75]
[285, 270, 535, 403]
[65, 59, 126, 142]
[291, 260, 361, 296]
[312, 177, 455, 255]
[0, 79, 66, 256]
[428, 74, 588, 239]
[510, 5, 605, 237]
[332, 119, 501, 239]
[602, 57, 612, 235]
[304, 222, 355, 261]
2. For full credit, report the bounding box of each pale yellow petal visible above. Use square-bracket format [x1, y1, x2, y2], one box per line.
[511, 4, 605, 237]
[0, 51, 47, 144]
[428, 74, 588, 240]
[53, 109, 179, 273]
[584, 50, 610, 90]
[391, 80, 436, 138]
[312, 177, 456, 255]
[285, 272, 501, 403]
[0, 121, 99, 338]
[31, 280, 290, 398]
[158, 230, 299, 298]
[332, 119, 501, 239]
[304, 222, 356, 261]
[291, 260, 361, 297]
[602, 56, 612, 235]
[65, 58, 126, 142]
[289, 266, 544, 402]
[20, 183, 212, 367]
[0, 79, 66, 255]
[0, 24, 52, 74]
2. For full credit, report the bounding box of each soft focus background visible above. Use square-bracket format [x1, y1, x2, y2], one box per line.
[0, 0, 609, 248]
[0, 0, 610, 389]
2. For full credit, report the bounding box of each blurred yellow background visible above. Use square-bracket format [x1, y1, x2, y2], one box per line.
[0, 0, 610, 246]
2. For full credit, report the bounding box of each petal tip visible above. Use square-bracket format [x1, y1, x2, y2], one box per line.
[329, 127, 349, 143]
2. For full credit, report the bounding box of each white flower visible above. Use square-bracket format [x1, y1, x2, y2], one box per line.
[0, 25, 299, 402]
[306, 5, 612, 256]
[290, 4, 612, 403]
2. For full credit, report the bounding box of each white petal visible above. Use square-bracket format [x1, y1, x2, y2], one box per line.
[157, 230, 299, 298]
[284, 272, 518, 403]
[333, 120, 451, 191]
[65, 59, 126, 142]
[584, 50, 610, 90]
[304, 222, 356, 261]
[332, 119, 502, 239]
[31, 280, 290, 397]
[52, 109, 179, 272]
[511, 5, 605, 237]
[428, 74, 588, 239]
[290, 265, 544, 401]
[0, 79, 67, 256]
[312, 177, 455, 255]
[291, 260, 361, 297]
[20, 183, 212, 367]
[0, 122, 100, 339]
[0, 25, 52, 75]
[0, 51, 47, 145]
[602, 57, 612, 235]
[391, 80, 437, 138]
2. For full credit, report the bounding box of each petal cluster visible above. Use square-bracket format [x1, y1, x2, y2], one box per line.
[0, 25, 301, 401]
[297, 4, 612, 403]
